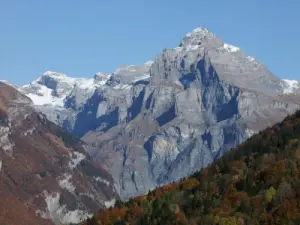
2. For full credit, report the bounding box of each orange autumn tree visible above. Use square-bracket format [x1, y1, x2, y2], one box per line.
[83, 110, 300, 225]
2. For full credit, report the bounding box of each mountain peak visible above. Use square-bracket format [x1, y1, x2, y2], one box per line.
[183, 27, 215, 42]
[179, 27, 242, 53]
[42, 71, 68, 79]
[0, 80, 14, 88]
[0, 80, 9, 84]
[94, 72, 111, 82]
[185, 27, 211, 38]
[178, 27, 223, 51]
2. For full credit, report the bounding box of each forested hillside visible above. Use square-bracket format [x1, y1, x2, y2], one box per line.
[83, 110, 300, 225]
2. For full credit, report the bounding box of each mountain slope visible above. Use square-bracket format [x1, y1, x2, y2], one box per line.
[83, 110, 300, 225]
[21, 27, 300, 200]
[0, 82, 117, 225]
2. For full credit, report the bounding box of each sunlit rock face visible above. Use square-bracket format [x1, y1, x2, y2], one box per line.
[21, 27, 300, 200]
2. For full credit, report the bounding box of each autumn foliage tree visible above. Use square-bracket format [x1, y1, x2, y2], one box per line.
[83, 110, 300, 225]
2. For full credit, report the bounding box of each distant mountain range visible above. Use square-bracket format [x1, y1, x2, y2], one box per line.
[19, 27, 300, 203]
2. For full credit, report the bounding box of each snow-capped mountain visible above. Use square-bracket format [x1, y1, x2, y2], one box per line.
[20, 28, 298, 111]
[21, 71, 110, 107]
[21, 61, 152, 109]
[21, 27, 300, 200]
[282, 79, 300, 94]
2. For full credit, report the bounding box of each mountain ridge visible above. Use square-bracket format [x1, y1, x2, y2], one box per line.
[20, 27, 300, 200]
[0, 82, 118, 225]
[21, 27, 299, 108]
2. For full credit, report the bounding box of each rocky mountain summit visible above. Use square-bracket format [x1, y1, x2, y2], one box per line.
[21, 27, 300, 200]
[0, 82, 117, 225]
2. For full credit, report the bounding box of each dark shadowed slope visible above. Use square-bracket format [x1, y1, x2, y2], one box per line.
[0, 82, 118, 225]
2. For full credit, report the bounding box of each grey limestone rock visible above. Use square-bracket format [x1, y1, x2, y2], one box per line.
[21, 27, 300, 200]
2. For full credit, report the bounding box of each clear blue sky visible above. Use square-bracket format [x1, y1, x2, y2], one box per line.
[1, 0, 299, 85]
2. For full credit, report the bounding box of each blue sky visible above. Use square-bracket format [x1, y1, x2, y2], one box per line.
[1, 0, 299, 85]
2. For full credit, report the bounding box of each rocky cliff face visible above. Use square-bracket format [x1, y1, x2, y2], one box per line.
[21, 27, 300, 200]
[0, 82, 117, 225]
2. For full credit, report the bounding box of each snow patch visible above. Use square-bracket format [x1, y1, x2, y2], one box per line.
[174, 46, 182, 51]
[186, 27, 209, 38]
[104, 198, 116, 208]
[180, 132, 190, 139]
[246, 129, 256, 138]
[27, 85, 65, 107]
[132, 73, 150, 83]
[246, 56, 256, 62]
[128, 67, 137, 72]
[0, 126, 14, 156]
[185, 44, 201, 51]
[23, 127, 36, 136]
[43, 71, 67, 77]
[282, 79, 300, 94]
[94, 72, 111, 84]
[42, 192, 91, 225]
[174, 43, 203, 53]
[221, 43, 240, 52]
[58, 174, 76, 193]
[75, 79, 95, 89]
[22, 71, 108, 107]
[94, 176, 110, 186]
[35, 209, 48, 219]
[69, 151, 86, 169]
[79, 192, 95, 199]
